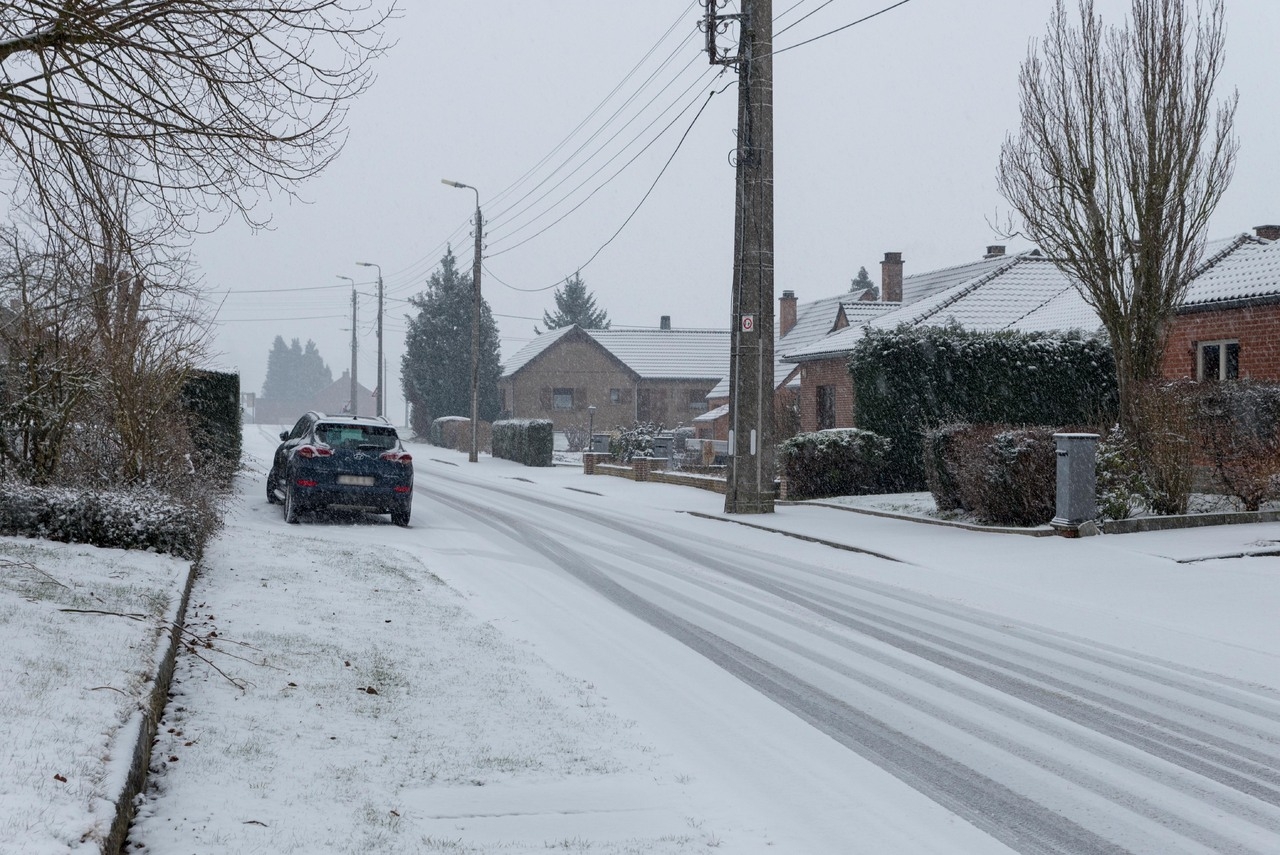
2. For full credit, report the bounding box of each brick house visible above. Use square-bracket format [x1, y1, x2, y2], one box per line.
[499, 321, 729, 432]
[696, 287, 890, 441]
[1162, 228, 1280, 381]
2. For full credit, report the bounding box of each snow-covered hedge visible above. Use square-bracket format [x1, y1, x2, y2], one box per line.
[491, 419, 553, 467]
[778, 428, 891, 500]
[923, 424, 1057, 527]
[850, 324, 1116, 490]
[0, 483, 209, 559]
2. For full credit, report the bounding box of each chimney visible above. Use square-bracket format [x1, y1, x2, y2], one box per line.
[779, 290, 797, 336]
[1255, 225, 1280, 241]
[984, 245, 1006, 259]
[880, 252, 904, 303]
[660, 315, 671, 330]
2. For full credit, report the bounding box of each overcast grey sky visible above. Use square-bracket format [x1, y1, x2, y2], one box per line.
[198, 0, 1280, 424]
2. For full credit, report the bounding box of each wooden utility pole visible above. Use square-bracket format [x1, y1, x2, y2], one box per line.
[705, 0, 775, 514]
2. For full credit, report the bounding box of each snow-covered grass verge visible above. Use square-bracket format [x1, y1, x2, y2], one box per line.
[0, 538, 188, 854]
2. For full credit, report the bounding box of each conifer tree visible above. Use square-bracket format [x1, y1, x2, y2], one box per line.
[537, 272, 610, 333]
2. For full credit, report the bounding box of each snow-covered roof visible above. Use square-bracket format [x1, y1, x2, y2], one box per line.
[501, 325, 578, 377]
[692, 403, 729, 422]
[502, 325, 729, 381]
[1181, 234, 1280, 308]
[901, 254, 1019, 305]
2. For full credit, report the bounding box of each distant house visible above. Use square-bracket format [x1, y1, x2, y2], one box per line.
[499, 319, 730, 431]
[253, 370, 375, 424]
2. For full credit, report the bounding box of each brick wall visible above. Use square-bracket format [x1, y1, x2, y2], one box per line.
[1162, 303, 1280, 381]
[797, 358, 855, 433]
[501, 338, 636, 430]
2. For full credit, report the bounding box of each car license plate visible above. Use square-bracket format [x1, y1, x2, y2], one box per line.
[337, 475, 375, 486]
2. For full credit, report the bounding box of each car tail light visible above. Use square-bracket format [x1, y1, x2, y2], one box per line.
[295, 479, 318, 488]
[394, 485, 411, 494]
[296, 444, 333, 459]
[380, 450, 413, 464]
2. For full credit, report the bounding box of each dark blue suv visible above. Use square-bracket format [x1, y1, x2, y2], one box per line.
[267, 412, 414, 526]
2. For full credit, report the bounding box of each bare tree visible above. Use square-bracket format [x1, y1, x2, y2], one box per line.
[997, 0, 1237, 429]
[0, 1, 395, 242]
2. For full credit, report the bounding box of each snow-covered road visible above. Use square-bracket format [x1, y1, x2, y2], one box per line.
[129, 427, 1280, 853]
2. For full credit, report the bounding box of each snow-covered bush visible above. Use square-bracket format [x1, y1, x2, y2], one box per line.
[1192, 380, 1280, 511]
[0, 483, 209, 559]
[1130, 382, 1195, 515]
[429, 416, 469, 447]
[492, 419, 553, 467]
[778, 428, 892, 500]
[1096, 426, 1147, 521]
[958, 427, 1058, 527]
[609, 422, 662, 463]
[921, 422, 970, 512]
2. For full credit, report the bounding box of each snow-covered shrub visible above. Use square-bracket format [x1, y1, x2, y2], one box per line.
[0, 483, 208, 559]
[491, 419, 553, 467]
[429, 416, 469, 447]
[921, 422, 971, 512]
[610, 422, 662, 463]
[778, 428, 892, 500]
[955, 427, 1058, 527]
[1096, 426, 1147, 521]
[1192, 380, 1280, 511]
[1130, 382, 1195, 515]
[563, 423, 589, 453]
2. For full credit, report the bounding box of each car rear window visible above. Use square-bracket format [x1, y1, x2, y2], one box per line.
[317, 424, 398, 450]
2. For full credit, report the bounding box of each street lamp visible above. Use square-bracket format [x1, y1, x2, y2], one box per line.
[587, 405, 596, 453]
[442, 178, 482, 463]
[338, 275, 358, 415]
[355, 261, 383, 419]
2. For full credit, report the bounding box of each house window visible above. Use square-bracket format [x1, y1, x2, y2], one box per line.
[817, 385, 836, 430]
[553, 388, 574, 410]
[688, 390, 708, 412]
[610, 388, 621, 404]
[1198, 340, 1240, 381]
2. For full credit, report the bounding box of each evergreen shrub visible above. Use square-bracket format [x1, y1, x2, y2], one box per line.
[778, 428, 892, 500]
[430, 416, 470, 448]
[609, 422, 662, 462]
[850, 324, 1116, 489]
[492, 419, 553, 467]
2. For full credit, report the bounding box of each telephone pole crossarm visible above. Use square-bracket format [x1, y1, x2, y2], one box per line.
[700, 0, 742, 66]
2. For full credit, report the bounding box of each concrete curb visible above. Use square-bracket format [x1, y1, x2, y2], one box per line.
[102, 557, 201, 855]
[685, 511, 912, 564]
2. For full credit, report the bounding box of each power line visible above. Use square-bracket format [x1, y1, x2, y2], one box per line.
[483, 81, 731, 293]
[774, 0, 914, 56]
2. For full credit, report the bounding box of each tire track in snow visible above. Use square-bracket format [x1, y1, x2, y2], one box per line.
[419, 471, 1280, 853]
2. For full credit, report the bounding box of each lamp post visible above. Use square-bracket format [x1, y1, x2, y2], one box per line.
[442, 178, 482, 463]
[338, 275, 358, 415]
[587, 405, 596, 453]
[355, 261, 383, 418]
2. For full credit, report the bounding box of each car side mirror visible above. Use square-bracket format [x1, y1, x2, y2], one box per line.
[279, 431, 289, 441]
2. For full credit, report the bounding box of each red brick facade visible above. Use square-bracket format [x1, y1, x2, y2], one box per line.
[1162, 302, 1280, 381]
[797, 357, 856, 433]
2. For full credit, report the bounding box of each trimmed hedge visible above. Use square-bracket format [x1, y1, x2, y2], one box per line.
[778, 428, 892, 500]
[923, 424, 1058, 527]
[430, 416, 470, 447]
[492, 419, 554, 467]
[181, 369, 241, 482]
[0, 483, 207, 559]
[850, 325, 1116, 490]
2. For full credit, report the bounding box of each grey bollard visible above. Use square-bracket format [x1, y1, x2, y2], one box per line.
[1051, 433, 1099, 536]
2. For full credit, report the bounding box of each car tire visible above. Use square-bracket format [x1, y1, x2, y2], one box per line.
[284, 483, 301, 524]
[266, 471, 280, 504]
[390, 503, 411, 528]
